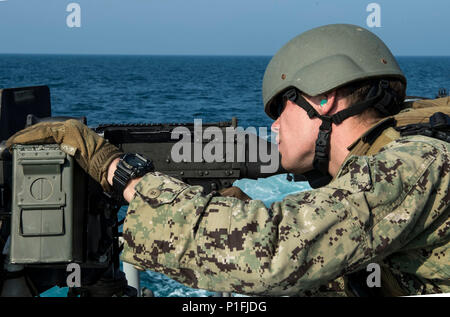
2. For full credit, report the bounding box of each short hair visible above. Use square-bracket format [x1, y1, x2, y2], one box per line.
[336, 78, 406, 119]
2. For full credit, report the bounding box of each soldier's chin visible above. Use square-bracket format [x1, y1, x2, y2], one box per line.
[281, 155, 312, 175]
[280, 158, 304, 175]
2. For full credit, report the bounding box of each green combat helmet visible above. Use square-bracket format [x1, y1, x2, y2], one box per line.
[262, 24, 406, 183]
[263, 23, 406, 119]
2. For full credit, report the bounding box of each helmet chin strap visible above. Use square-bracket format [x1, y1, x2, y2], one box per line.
[282, 80, 399, 186]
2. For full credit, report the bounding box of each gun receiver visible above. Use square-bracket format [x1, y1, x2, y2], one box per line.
[95, 120, 286, 194]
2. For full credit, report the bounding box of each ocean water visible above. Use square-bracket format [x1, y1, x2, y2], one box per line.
[1, 55, 449, 297]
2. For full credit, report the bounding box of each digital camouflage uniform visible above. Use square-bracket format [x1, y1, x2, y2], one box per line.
[121, 117, 450, 296]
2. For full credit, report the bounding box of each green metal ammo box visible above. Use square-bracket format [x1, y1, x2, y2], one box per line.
[9, 144, 86, 264]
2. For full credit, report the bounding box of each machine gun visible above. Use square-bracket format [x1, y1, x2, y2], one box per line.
[0, 85, 287, 297]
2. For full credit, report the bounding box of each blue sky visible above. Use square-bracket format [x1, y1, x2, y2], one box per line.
[0, 0, 449, 56]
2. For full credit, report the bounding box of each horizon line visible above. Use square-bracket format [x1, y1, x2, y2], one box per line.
[0, 52, 449, 58]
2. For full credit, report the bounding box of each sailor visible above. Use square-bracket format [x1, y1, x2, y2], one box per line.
[7, 24, 450, 296]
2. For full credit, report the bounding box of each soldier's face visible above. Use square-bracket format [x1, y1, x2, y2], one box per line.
[271, 99, 321, 174]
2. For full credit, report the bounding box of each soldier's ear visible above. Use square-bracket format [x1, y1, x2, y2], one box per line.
[317, 91, 336, 116]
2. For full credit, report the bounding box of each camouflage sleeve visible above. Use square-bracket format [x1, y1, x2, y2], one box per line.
[121, 136, 450, 296]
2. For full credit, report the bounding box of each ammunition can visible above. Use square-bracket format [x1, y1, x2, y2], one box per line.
[10, 144, 86, 264]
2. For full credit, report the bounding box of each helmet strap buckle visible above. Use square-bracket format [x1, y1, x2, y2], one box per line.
[313, 117, 332, 175]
